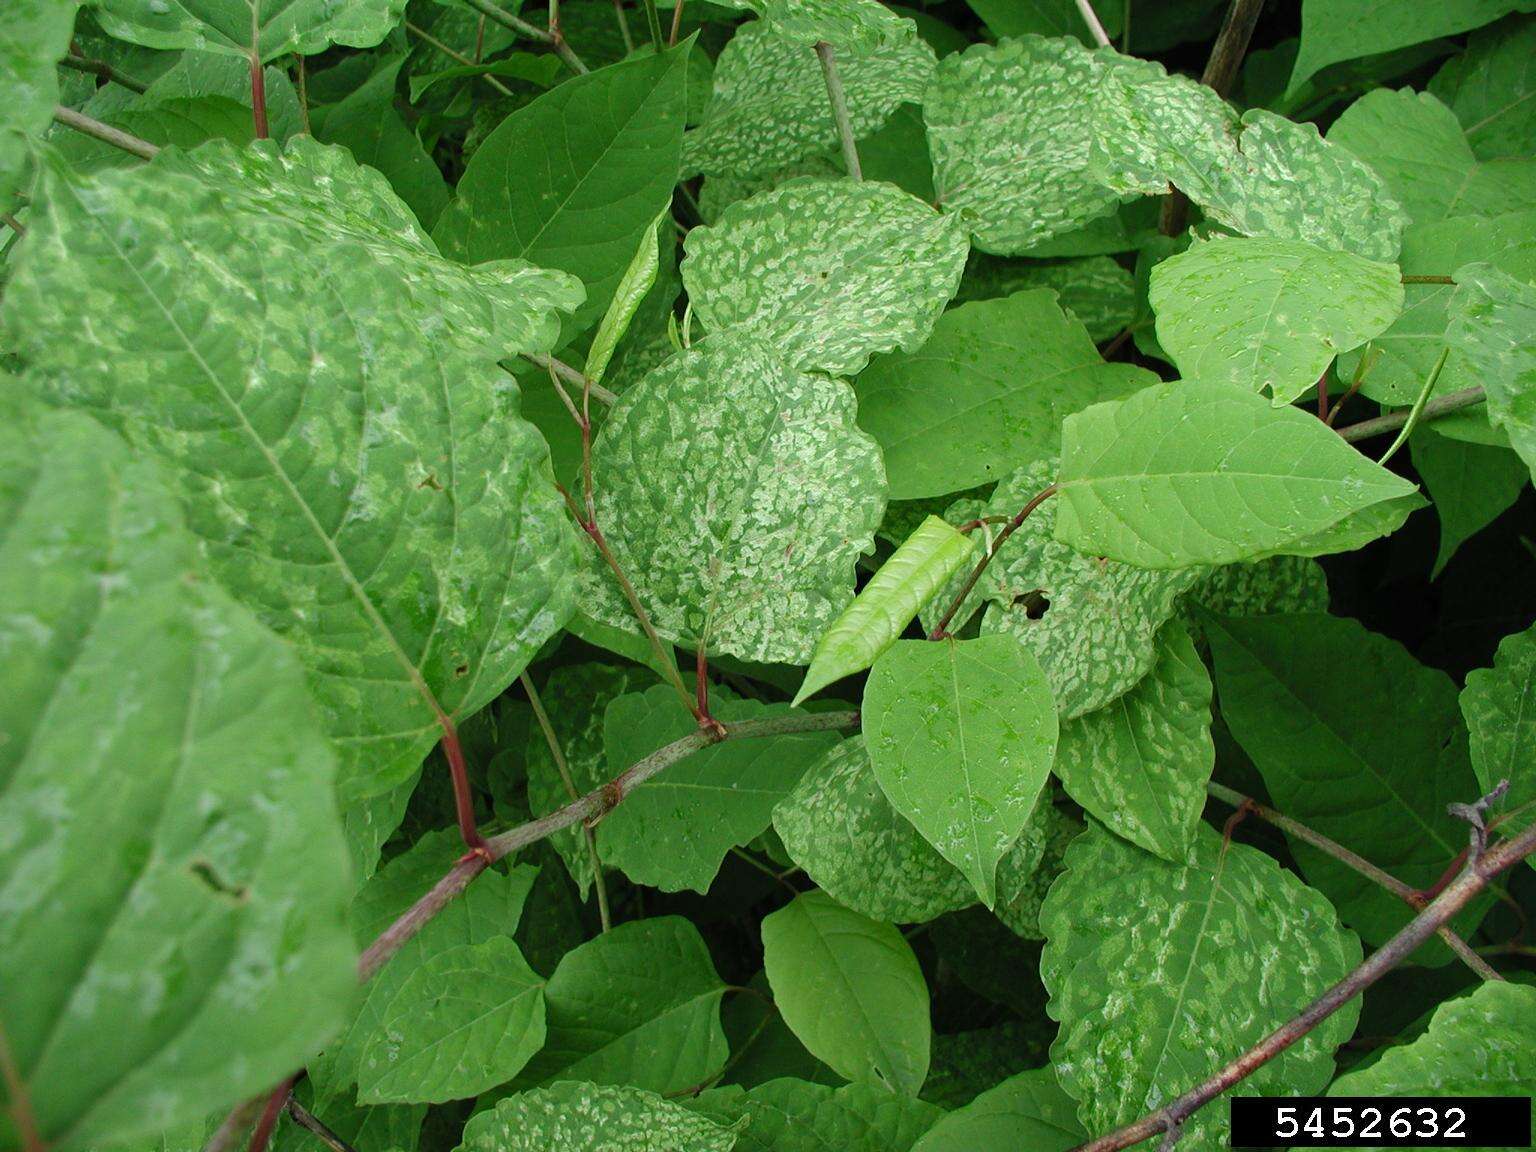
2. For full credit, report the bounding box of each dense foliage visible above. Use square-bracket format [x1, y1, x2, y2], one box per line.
[4, 1, 1536, 1151]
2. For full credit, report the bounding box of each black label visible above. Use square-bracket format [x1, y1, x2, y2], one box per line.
[1229, 1097, 1533, 1147]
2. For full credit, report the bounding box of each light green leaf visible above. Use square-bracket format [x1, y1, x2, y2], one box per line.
[683, 20, 935, 180]
[94, 0, 406, 60]
[1327, 88, 1536, 225]
[682, 178, 969, 376]
[275, 1077, 423, 1152]
[517, 916, 729, 1094]
[137, 48, 304, 138]
[580, 332, 887, 665]
[796, 517, 977, 704]
[599, 684, 842, 892]
[924, 36, 1120, 255]
[1203, 612, 1488, 956]
[1430, 16, 1536, 159]
[1052, 621, 1212, 863]
[49, 93, 255, 175]
[762, 891, 931, 1095]
[1041, 824, 1362, 1152]
[585, 209, 668, 387]
[864, 637, 1059, 905]
[0, 404, 355, 1152]
[1462, 622, 1536, 859]
[3, 140, 582, 803]
[756, 0, 918, 52]
[1055, 380, 1422, 567]
[0, 0, 79, 205]
[926, 459, 1202, 718]
[1289, 0, 1536, 97]
[773, 737, 978, 923]
[1185, 555, 1330, 618]
[407, 53, 563, 102]
[1412, 426, 1529, 575]
[1447, 263, 1536, 482]
[953, 254, 1136, 342]
[691, 1078, 943, 1152]
[856, 289, 1157, 499]
[1330, 982, 1536, 1101]
[1149, 235, 1403, 404]
[435, 43, 690, 332]
[911, 1066, 1084, 1152]
[461, 1082, 741, 1152]
[358, 938, 546, 1105]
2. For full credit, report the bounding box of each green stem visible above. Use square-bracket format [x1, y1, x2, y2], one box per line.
[1335, 385, 1485, 444]
[814, 42, 862, 182]
[462, 0, 589, 74]
[61, 52, 147, 93]
[52, 105, 159, 161]
[640, 0, 664, 50]
[1377, 346, 1451, 465]
[1073, 0, 1111, 46]
[404, 20, 515, 96]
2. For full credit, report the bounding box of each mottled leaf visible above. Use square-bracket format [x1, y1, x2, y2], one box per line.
[1447, 263, 1536, 482]
[691, 1078, 942, 1152]
[94, 0, 406, 60]
[756, 0, 917, 52]
[1462, 622, 1536, 859]
[461, 1082, 741, 1152]
[1186, 556, 1331, 618]
[911, 1066, 1084, 1152]
[953, 254, 1136, 342]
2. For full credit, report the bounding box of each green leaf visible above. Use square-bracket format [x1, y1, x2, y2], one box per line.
[407, 53, 563, 103]
[1041, 824, 1363, 1152]
[1203, 612, 1488, 956]
[683, 20, 935, 180]
[691, 1078, 943, 1152]
[910, 1066, 1085, 1152]
[0, 404, 355, 1152]
[517, 916, 729, 1094]
[855, 289, 1157, 499]
[1461, 622, 1536, 859]
[94, 0, 406, 61]
[598, 684, 842, 892]
[1412, 426, 1529, 575]
[924, 36, 1120, 255]
[796, 516, 977, 704]
[1052, 621, 1213, 863]
[1054, 380, 1422, 567]
[50, 94, 255, 176]
[275, 1077, 423, 1152]
[773, 737, 977, 923]
[585, 209, 667, 387]
[358, 937, 546, 1104]
[921, 1023, 1045, 1110]
[0, 0, 79, 205]
[580, 332, 887, 664]
[1429, 16, 1536, 159]
[961, 0, 1122, 43]
[1289, 0, 1536, 98]
[311, 57, 449, 230]
[864, 636, 1059, 905]
[755, 0, 919, 52]
[991, 799, 1084, 940]
[681, 178, 969, 377]
[140, 48, 305, 139]
[1149, 235, 1404, 404]
[1330, 982, 1536, 1099]
[926, 459, 1202, 718]
[1447, 263, 1536, 482]
[762, 891, 931, 1095]
[461, 1082, 742, 1152]
[1327, 88, 1536, 225]
[952, 254, 1136, 342]
[1186, 555, 1331, 619]
[3, 140, 582, 804]
[434, 43, 690, 332]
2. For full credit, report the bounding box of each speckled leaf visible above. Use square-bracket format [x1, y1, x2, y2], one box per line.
[953, 254, 1136, 342]
[1327, 88, 1536, 226]
[796, 517, 977, 704]
[0, 0, 78, 205]
[1462, 622, 1536, 860]
[682, 179, 968, 376]
[923, 459, 1202, 718]
[856, 289, 1157, 499]
[516, 917, 729, 1094]
[1092, 60, 1407, 261]
[1204, 612, 1489, 957]
[359, 937, 546, 1105]
[1447, 264, 1536, 482]
[3, 140, 583, 803]
[94, 0, 406, 60]
[599, 684, 842, 892]
[1186, 556, 1330, 618]
[1150, 235, 1403, 403]
[691, 1078, 943, 1152]
[1412, 427, 1529, 575]
[683, 20, 935, 180]
[0, 404, 355, 1152]
[773, 737, 978, 923]
[910, 1066, 1084, 1152]
[756, 0, 917, 52]
[580, 333, 887, 664]
[1330, 982, 1536, 1101]
[864, 637, 1059, 906]
[460, 1082, 741, 1152]
[925, 37, 1120, 255]
[1430, 17, 1536, 160]
[992, 800, 1083, 940]
[434, 44, 689, 332]
[1041, 824, 1362, 1152]
[1053, 621, 1212, 863]
[762, 891, 931, 1095]
[1055, 380, 1422, 567]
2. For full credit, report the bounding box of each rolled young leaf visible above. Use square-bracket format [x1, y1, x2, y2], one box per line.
[585, 209, 669, 387]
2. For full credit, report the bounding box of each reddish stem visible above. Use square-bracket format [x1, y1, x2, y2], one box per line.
[246, 1077, 293, 1152]
[249, 54, 269, 140]
[437, 716, 486, 851]
[928, 485, 1057, 640]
